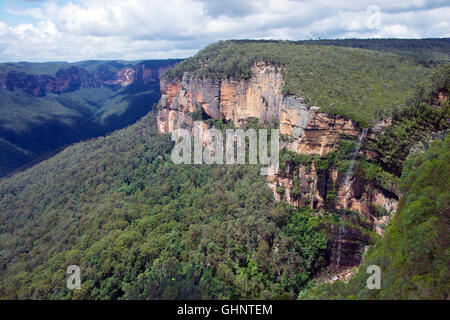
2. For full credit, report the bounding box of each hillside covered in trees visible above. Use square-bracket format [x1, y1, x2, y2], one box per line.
[0, 39, 448, 300]
[0, 59, 181, 178]
[0, 110, 336, 299]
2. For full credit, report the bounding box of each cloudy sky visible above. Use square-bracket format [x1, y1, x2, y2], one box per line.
[0, 0, 449, 62]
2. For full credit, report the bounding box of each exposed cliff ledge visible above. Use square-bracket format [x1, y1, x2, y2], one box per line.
[158, 62, 361, 157]
[281, 102, 360, 156]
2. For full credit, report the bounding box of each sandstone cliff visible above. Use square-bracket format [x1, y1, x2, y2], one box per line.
[157, 61, 399, 272]
[158, 62, 284, 133]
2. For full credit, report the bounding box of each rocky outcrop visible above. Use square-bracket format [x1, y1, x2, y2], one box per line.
[158, 62, 398, 212]
[281, 103, 360, 156]
[336, 180, 398, 216]
[158, 63, 361, 158]
[0, 61, 178, 97]
[157, 61, 399, 272]
[104, 67, 136, 87]
[158, 62, 284, 133]
[268, 162, 319, 208]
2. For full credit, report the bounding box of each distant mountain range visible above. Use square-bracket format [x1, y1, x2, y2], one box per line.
[0, 59, 181, 177]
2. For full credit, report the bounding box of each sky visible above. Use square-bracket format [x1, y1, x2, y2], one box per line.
[0, 0, 449, 62]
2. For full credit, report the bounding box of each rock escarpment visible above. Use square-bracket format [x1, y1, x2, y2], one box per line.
[157, 61, 399, 272]
[0, 60, 182, 178]
[158, 62, 284, 133]
[158, 62, 397, 206]
[0, 61, 178, 97]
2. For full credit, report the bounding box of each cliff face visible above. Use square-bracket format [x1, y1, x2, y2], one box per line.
[0, 62, 175, 97]
[157, 62, 398, 271]
[158, 62, 284, 133]
[158, 63, 361, 157]
[268, 151, 398, 251]
[281, 105, 360, 156]
[157, 62, 397, 212]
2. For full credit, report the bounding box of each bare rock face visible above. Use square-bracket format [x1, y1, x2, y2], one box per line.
[159, 63, 360, 158]
[104, 67, 136, 87]
[280, 96, 309, 136]
[281, 104, 360, 156]
[328, 223, 371, 268]
[158, 62, 284, 133]
[158, 80, 192, 134]
[281, 97, 360, 154]
[268, 162, 319, 208]
[158, 61, 397, 212]
[220, 62, 284, 124]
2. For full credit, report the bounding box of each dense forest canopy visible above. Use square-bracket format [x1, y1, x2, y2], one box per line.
[0, 110, 336, 299]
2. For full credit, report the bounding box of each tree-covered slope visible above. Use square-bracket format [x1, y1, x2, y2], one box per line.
[165, 39, 449, 127]
[0, 59, 180, 177]
[302, 135, 449, 299]
[368, 64, 450, 176]
[301, 38, 450, 66]
[0, 110, 334, 300]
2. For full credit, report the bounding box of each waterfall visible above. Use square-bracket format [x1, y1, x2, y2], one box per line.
[335, 223, 344, 266]
[334, 129, 367, 266]
[342, 128, 368, 197]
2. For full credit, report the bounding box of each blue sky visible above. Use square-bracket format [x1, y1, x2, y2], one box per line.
[0, 0, 69, 24]
[0, 0, 449, 62]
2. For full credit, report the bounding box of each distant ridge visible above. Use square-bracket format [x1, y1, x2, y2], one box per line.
[0, 59, 182, 177]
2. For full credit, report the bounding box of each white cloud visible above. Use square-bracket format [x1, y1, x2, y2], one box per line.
[0, 0, 448, 61]
[0, 22, 8, 36]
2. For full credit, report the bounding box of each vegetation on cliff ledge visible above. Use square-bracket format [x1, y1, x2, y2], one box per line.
[369, 64, 450, 176]
[302, 135, 450, 299]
